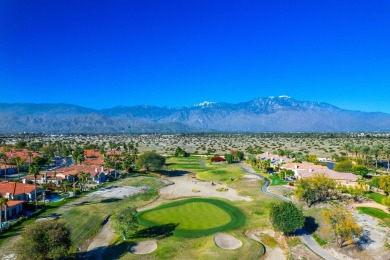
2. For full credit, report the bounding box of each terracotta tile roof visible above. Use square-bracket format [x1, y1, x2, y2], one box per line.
[300, 169, 358, 182]
[5, 149, 41, 162]
[0, 181, 40, 196]
[1, 200, 24, 210]
[42, 164, 115, 179]
[84, 149, 101, 158]
[282, 163, 327, 170]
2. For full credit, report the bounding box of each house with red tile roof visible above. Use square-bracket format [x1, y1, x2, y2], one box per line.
[0, 181, 42, 202]
[281, 162, 359, 187]
[1, 200, 24, 221]
[24, 164, 116, 185]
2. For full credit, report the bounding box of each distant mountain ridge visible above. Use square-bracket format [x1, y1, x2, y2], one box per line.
[1, 96, 390, 133]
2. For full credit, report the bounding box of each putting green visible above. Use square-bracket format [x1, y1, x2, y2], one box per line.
[137, 198, 245, 238]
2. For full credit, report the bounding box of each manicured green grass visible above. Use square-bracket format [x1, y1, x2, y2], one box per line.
[312, 233, 327, 246]
[137, 198, 245, 238]
[268, 174, 288, 186]
[357, 207, 390, 227]
[366, 192, 386, 205]
[167, 156, 245, 183]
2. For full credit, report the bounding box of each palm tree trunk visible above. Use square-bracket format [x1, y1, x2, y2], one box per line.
[34, 176, 38, 210]
[0, 205, 2, 229]
[4, 204, 7, 222]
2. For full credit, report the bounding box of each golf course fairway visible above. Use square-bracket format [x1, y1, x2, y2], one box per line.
[137, 198, 245, 238]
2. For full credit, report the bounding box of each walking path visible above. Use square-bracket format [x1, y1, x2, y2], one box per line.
[241, 164, 338, 260]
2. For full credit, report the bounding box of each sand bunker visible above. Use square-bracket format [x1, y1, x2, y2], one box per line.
[130, 240, 157, 255]
[86, 185, 149, 199]
[214, 233, 242, 250]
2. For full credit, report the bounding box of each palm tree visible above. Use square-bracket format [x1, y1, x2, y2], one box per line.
[360, 146, 371, 166]
[27, 151, 33, 165]
[53, 171, 57, 186]
[28, 164, 40, 210]
[0, 196, 7, 229]
[78, 171, 88, 192]
[357, 177, 367, 190]
[371, 146, 381, 169]
[0, 153, 9, 181]
[342, 143, 352, 157]
[12, 156, 25, 180]
[384, 146, 390, 172]
[40, 182, 49, 205]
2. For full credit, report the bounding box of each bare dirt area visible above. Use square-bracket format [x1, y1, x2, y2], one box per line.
[289, 244, 322, 260]
[85, 185, 150, 199]
[245, 228, 287, 260]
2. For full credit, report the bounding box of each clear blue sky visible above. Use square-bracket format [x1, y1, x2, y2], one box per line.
[1, 0, 389, 112]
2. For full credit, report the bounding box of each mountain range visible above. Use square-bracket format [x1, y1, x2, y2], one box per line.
[1, 96, 390, 133]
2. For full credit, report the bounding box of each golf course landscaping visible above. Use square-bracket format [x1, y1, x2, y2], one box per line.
[137, 198, 245, 238]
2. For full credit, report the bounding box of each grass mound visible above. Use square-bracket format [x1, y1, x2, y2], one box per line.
[357, 207, 390, 227]
[137, 198, 245, 238]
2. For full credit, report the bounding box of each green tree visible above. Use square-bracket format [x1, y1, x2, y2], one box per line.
[334, 160, 353, 172]
[14, 140, 28, 148]
[111, 207, 138, 240]
[269, 202, 305, 235]
[174, 146, 185, 157]
[379, 175, 390, 195]
[294, 173, 337, 206]
[323, 207, 362, 248]
[370, 176, 380, 189]
[15, 220, 73, 260]
[224, 154, 233, 164]
[28, 164, 40, 210]
[72, 147, 85, 165]
[136, 152, 166, 171]
[10, 156, 26, 179]
[260, 159, 271, 171]
[232, 150, 245, 161]
[351, 165, 368, 176]
[295, 179, 316, 206]
[382, 196, 390, 209]
[305, 154, 318, 164]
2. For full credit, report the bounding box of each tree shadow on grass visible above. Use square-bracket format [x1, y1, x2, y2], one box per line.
[100, 198, 122, 203]
[131, 223, 179, 239]
[303, 216, 319, 235]
[158, 170, 191, 177]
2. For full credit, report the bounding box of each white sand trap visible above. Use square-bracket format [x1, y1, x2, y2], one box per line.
[130, 240, 157, 255]
[214, 233, 242, 250]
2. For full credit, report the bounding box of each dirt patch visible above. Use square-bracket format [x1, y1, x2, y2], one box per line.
[86, 185, 149, 199]
[245, 228, 287, 260]
[214, 233, 242, 250]
[130, 240, 157, 255]
[289, 244, 322, 260]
